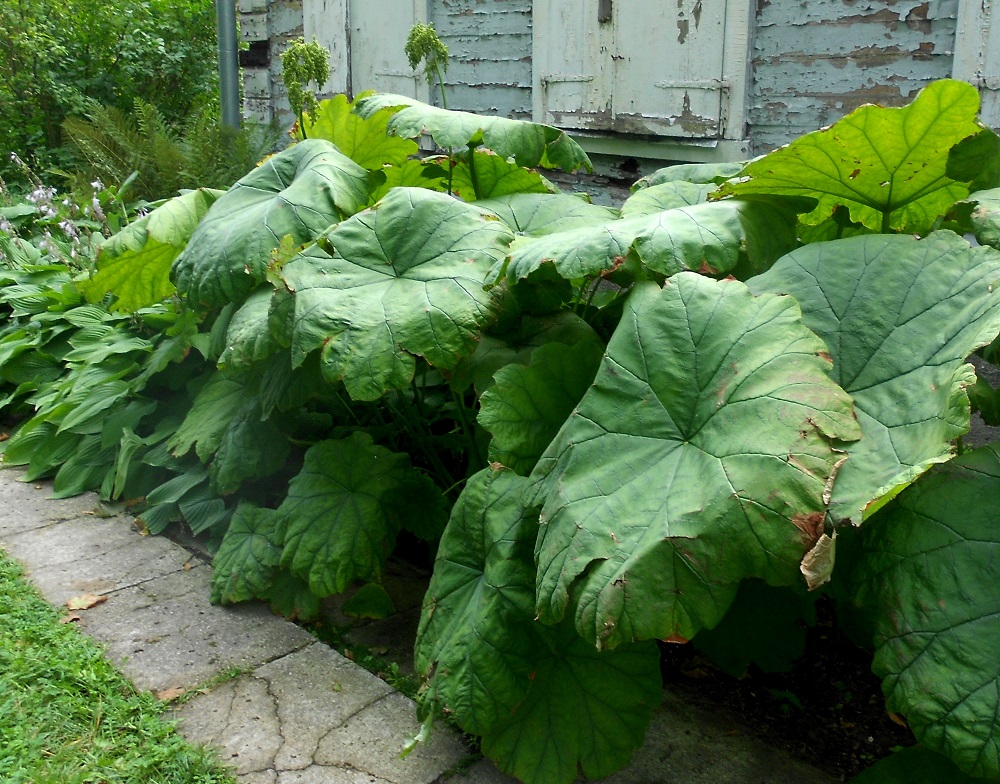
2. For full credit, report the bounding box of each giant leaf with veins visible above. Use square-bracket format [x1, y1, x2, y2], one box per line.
[532, 273, 861, 649]
[748, 231, 1000, 523]
[854, 444, 1000, 780]
[271, 187, 514, 401]
[416, 466, 660, 784]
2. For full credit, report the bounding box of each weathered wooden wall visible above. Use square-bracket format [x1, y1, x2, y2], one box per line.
[242, 0, 987, 158]
[240, 0, 304, 128]
[749, 0, 960, 151]
[429, 0, 533, 119]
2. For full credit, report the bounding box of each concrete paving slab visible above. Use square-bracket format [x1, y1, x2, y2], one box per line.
[177, 643, 467, 783]
[0, 467, 110, 536]
[314, 691, 470, 783]
[1, 513, 194, 605]
[74, 564, 314, 692]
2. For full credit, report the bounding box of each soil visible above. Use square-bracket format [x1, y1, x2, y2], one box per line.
[659, 597, 915, 781]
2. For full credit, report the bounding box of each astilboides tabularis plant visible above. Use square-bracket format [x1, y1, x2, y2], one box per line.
[5, 79, 1000, 783]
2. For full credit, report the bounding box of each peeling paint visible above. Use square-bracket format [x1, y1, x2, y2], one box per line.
[677, 18, 689, 44]
[750, 0, 958, 152]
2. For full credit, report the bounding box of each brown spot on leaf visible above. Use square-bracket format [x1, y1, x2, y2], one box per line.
[792, 511, 826, 548]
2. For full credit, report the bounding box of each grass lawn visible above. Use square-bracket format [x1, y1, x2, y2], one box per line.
[0, 548, 235, 783]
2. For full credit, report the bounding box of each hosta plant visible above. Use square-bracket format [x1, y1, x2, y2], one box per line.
[4, 79, 1000, 784]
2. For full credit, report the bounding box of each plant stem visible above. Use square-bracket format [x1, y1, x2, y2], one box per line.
[432, 60, 448, 109]
[466, 143, 483, 200]
[451, 389, 485, 470]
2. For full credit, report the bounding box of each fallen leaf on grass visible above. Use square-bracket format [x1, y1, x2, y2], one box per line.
[156, 686, 187, 701]
[66, 593, 108, 611]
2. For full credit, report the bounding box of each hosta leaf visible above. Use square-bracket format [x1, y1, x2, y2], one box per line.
[272, 187, 514, 401]
[354, 93, 592, 173]
[620, 181, 715, 218]
[476, 193, 618, 238]
[451, 150, 556, 201]
[299, 93, 418, 169]
[749, 231, 1000, 523]
[416, 467, 660, 784]
[533, 275, 861, 649]
[171, 139, 374, 309]
[718, 79, 983, 233]
[211, 503, 284, 605]
[81, 188, 224, 312]
[449, 311, 601, 394]
[497, 199, 798, 284]
[479, 340, 604, 475]
[854, 444, 1000, 780]
[278, 433, 422, 596]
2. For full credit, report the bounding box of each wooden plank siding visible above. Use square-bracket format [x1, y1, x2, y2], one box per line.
[749, 0, 960, 151]
[430, 0, 534, 119]
[245, 0, 995, 160]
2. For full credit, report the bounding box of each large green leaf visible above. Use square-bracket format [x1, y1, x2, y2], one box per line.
[631, 161, 746, 190]
[298, 93, 418, 169]
[496, 199, 798, 284]
[847, 746, 984, 784]
[81, 188, 224, 312]
[416, 466, 660, 784]
[218, 288, 280, 370]
[210, 503, 284, 605]
[171, 139, 374, 309]
[479, 340, 604, 475]
[853, 444, 1000, 780]
[449, 311, 601, 394]
[964, 187, 1000, 250]
[271, 187, 514, 401]
[476, 193, 618, 239]
[718, 79, 984, 233]
[620, 180, 715, 218]
[532, 274, 861, 649]
[451, 150, 556, 201]
[749, 231, 1000, 523]
[354, 93, 592, 173]
[278, 434, 426, 596]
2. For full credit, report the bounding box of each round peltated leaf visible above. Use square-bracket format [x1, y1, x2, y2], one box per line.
[854, 444, 1000, 780]
[354, 93, 592, 173]
[278, 433, 431, 596]
[273, 187, 515, 401]
[718, 79, 983, 233]
[496, 198, 799, 284]
[479, 340, 605, 475]
[415, 466, 660, 784]
[171, 139, 373, 309]
[532, 274, 861, 649]
[749, 231, 1000, 523]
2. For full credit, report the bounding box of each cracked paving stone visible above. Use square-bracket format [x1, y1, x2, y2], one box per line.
[0, 514, 193, 605]
[178, 643, 396, 774]
[74, 565, 314, 692]
[315, 692, 469, 784]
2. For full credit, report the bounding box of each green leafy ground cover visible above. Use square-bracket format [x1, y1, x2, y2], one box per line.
[3, 79, 1000, 784]
[0, 549, 235, 782]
